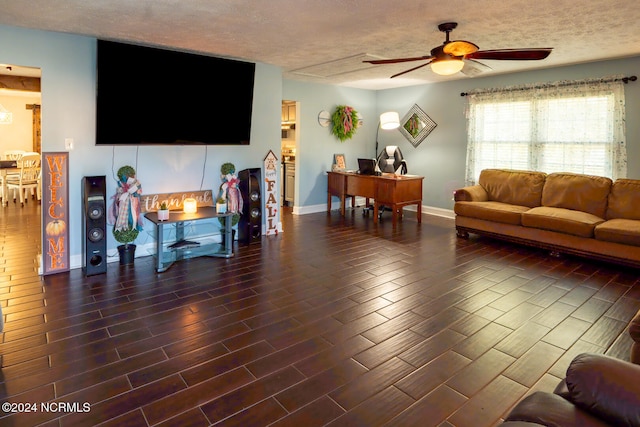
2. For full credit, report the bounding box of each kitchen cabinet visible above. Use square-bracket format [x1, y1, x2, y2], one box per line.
[284, 162, 295, 205]
[282, 104, 296, 123]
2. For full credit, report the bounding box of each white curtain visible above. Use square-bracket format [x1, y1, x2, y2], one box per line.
[465, 77, 627, 184]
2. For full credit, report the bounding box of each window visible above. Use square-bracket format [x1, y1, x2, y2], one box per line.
[465, 78, 627, 184]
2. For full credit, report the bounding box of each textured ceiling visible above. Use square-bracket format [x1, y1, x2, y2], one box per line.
[0, 0, 639, 89]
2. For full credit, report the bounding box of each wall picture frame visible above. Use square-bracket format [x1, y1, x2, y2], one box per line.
[333, 153, 346, 170]
[399, 104, 437, 148]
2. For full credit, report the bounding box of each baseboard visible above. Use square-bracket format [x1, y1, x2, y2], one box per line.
[293, 201, 455, 220]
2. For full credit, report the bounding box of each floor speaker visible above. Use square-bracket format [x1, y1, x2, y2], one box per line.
[82, 175, 107, 276]
[238, 168, 262, 245]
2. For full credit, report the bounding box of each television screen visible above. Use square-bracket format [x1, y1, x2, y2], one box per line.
[96, 40, 255, 145]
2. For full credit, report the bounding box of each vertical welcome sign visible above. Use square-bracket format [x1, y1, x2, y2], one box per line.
[42, 152, 69, 275]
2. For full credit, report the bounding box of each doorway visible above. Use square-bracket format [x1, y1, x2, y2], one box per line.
[0, 63, 43, 273]
[281, 100, 298, 217]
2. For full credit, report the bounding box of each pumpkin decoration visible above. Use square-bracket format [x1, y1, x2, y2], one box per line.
[46, 219, 67, 236]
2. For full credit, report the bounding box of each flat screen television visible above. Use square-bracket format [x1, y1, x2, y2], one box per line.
[96, 40, 255, 145]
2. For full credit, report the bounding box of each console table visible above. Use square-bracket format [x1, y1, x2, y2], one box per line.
[327, 171, 424, 226]
[145, 207, 234, 272]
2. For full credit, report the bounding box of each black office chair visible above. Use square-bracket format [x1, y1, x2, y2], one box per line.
[376, 145, 408, 175]
[363, 146, 408, 219]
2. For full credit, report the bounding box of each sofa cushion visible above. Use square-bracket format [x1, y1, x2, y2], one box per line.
[541, 172, 612, 219]
[607, 179, 640, 220]
[454, 201, 529, 225]
[595, 219, 640, 247]
[522, 206, 604, 238]
[478, 169, 547, 208]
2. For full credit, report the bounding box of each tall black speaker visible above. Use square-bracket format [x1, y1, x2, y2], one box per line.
[82, 176, 107, 276]
[238, 168, 262, 245]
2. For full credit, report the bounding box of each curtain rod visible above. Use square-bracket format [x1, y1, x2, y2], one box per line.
[460, 75, 637, 97]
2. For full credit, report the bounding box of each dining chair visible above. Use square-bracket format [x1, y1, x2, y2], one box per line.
[0, 150, 26, 200]
[2, 149, 25, 160]
[20, 152, 41, 199]
[6, 153, 41, 206]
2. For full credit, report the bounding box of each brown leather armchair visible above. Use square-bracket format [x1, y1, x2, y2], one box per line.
[501, 353, 640, 426]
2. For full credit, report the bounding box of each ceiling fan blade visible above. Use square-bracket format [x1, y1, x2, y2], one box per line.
[390, 61, 432, 78]
[466, 48, 553, 60]
[443, 40, 479, 56]
[364, 55, 433, 65]
[461, 59, 492, 77]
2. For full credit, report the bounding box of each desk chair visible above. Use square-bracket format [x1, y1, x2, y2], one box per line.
[377, 145, 407, 175]
[364, 146, 408, 220]
[6, 153, 41, 206]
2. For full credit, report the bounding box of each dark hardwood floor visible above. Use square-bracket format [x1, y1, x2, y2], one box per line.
[1, 200, 639, 426]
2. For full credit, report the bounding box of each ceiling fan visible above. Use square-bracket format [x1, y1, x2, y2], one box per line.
[364, 22, 552, 78]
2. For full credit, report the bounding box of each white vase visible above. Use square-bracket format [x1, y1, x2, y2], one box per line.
[157, 209, 170, 221]
[216, 203, 227, 214]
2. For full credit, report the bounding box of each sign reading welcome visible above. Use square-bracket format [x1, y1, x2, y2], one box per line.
[42, 152, 69, 275]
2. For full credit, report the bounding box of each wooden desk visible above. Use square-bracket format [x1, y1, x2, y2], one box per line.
[327, 171, 356, 216]
[327, 171, 423, 225]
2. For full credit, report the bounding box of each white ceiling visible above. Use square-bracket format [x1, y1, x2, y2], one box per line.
[0, 0, 639, 90]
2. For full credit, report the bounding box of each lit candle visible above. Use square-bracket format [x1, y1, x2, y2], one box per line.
[183, 198, 197, 213]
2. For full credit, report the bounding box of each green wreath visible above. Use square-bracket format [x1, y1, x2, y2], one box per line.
[331, 105, 359, 142]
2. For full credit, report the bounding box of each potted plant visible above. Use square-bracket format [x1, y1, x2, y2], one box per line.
[158, 201, 170, 221]
[108, 165, 144, 265]
[218, 162, 242, 244]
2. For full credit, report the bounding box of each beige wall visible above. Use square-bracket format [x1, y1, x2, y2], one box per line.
[0, 91, 41, 155]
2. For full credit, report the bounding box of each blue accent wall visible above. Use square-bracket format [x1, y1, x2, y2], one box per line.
[2, 22, 639, 267]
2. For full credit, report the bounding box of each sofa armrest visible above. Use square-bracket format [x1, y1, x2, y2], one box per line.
[630, 309, 640, 364]
[565, 353, 640, 426]
[454, 185, 488, 202]
[504, 391, 610, 427]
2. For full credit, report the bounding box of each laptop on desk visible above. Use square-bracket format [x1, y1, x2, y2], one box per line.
[357, 158, 377, 175]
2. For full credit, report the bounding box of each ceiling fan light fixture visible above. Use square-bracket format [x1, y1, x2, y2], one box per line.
[430, 58, 464, 76]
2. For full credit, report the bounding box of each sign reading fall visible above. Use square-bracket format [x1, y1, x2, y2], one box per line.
[263, 150, 278, 235]
[42, 152, 69, 275]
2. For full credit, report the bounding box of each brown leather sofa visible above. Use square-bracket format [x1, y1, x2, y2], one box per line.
[454, 169, 640, 268]
[631, 309, 640, 365]
[501, 353, 640, 426]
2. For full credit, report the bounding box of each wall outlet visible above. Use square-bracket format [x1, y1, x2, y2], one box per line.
[65, 138, 74, 150]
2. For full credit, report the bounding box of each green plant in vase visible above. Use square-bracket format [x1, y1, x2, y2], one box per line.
[157, 201, 170, 221]
[216, 196, 227, 214]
